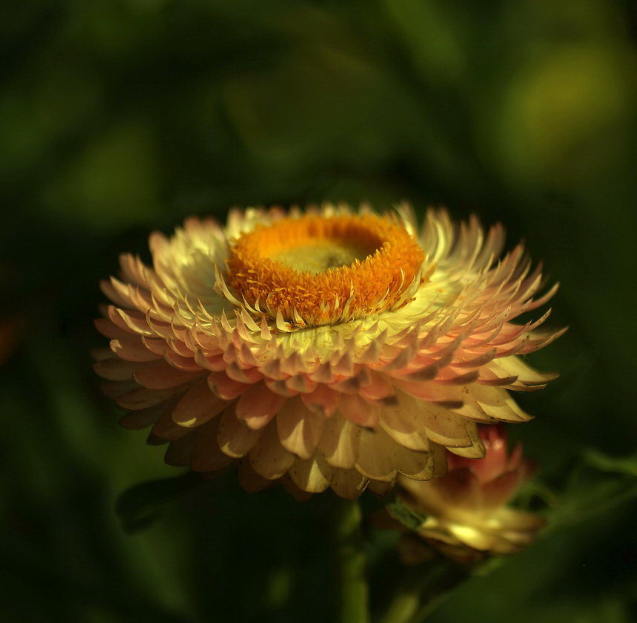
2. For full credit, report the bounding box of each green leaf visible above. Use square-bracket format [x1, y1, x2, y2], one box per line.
[115, 473, 203, 534]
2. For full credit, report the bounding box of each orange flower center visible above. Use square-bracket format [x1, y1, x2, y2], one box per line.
[226, 212, 425, 326]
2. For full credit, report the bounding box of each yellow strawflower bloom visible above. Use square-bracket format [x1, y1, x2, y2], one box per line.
[94, 204, 563, 499]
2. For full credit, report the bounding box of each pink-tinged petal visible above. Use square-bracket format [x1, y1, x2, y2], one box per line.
[190, 419, 234, 472]
[165, 435, 195, 466]
[100, 278, 132, 308]
[134, 360, 204, 390]
[116, 384, 191, 411]
[142, 336, 169, 357]
[151, 411, 193, 441]
[194, 350, 226, 372]
[288, 454, 332, 493]
[481, 470, 522, 509]
[359, 371, 395, 401]
[248, 423, 295, 480]
[172, 380, 226, 427]
[264, 378, 300, 398]
[119, 402, 173, 430]
[93, 358, 143, 381]
[330, 367, 372, 394]
[339, 394, 378, 428]
[329, 468, 368, 500]
[431, 467, 482, 509]
[94, 318, 130, 340]
[207, 371, 251, 401]
[276, 398, 325, 460]
[111, 307, 156, 338]
[101, 379, 138, 398]
[301, 384, 339, 417]
[391, 378, 463, 409]
[236, 382, 287, 430]
[111, 337, 161, 362]
[164, 350, 202, 372]
[225, 361, 263, 384]
[285, 374, 318, 394]
[217, 408, 263, 458]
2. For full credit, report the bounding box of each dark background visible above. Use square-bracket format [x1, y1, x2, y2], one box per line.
[1, 1, 636, 621]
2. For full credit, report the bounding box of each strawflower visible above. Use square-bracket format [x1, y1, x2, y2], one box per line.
[394, 425, 545, 563]
[94, 203, 563, 499]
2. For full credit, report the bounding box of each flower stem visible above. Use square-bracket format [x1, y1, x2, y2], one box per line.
[379, 558, 468, 623]
[333, 499, 370, 623]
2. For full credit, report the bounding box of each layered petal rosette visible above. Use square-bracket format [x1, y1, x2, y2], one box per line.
[94, 203, 563, 499]
[395, 425, 545, 562]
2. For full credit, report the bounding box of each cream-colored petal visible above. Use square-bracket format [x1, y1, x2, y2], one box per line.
[412, 401, 474, 448]
[317, 414, 360, 469]
[394, 445, 436, 480]
[276, 398, 325, 460]
[469, 385, 531, 422]
[378, 392, 430, 452]
[355, 428, 399, 482]
[248, 423, 295, 480]
[217, 408, 263, 458]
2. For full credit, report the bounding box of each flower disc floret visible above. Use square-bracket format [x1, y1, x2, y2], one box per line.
[225, 212, 425, 327]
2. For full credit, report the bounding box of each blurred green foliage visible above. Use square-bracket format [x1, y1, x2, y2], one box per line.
[1, 0, 636, 621]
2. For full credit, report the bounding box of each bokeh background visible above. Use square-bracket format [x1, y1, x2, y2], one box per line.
[2, 0, 637, 621]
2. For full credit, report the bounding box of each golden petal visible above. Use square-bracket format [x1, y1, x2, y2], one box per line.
[378, 392, 430, 452]
[329, 468, 368, 500]
[355, 428, 399, 482]
[248, 423, 295, 480]
[276, 398, 325, 460]
[288, 454, 332, 493]
[317, 414, 360, 469]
